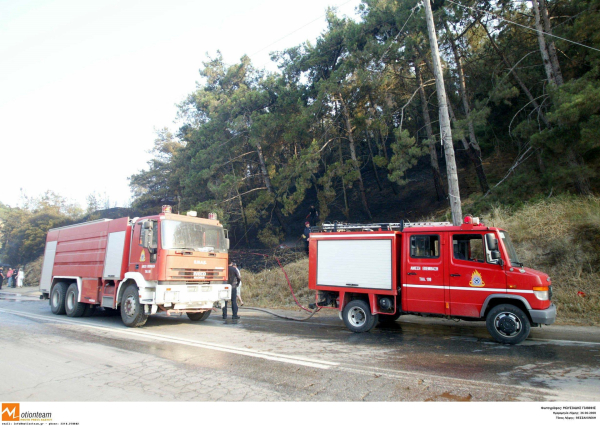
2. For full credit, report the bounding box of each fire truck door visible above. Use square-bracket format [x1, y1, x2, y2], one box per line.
[129, 220, 159, 281]
[403, 233, 446, 315]
[448, 233, 506, 317]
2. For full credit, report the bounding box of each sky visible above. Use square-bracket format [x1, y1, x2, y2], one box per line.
[0, 0, 362, 210]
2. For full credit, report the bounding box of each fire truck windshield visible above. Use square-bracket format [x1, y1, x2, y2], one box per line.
[499, 231, 523, 267]
[161, 220, 227, 253]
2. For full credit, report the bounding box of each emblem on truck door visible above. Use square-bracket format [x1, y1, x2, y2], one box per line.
[469, 270, 485, 287]
[140, 250, 146, 262]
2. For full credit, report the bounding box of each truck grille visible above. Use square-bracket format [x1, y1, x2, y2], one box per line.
[169, 268, 224, 280]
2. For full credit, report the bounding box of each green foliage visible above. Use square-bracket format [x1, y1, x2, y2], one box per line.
[388, 129, 425, 185]
[0, 191, 82, 266]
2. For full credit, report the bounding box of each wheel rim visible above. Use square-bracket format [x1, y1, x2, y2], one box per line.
[494, 312, 522, 337]
[123, 295, 137, 317]
[348, 306, 367, 327]
[66, 291, 75, 311]
[52, 290, 59, 307]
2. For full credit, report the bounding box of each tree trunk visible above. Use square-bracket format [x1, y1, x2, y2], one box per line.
[365, 130, 383, 191]
[444, 22, 490, 193]
[255, 140, 289, 235]
[539, 0, 564, 85]
[339, 94, 373, 220]
[338, 139, 350, 220]
[230, 159, 250, 246]
[416, 61, 446, 201]
[532, 0, 557, 85]
[424, 0, 463, 225]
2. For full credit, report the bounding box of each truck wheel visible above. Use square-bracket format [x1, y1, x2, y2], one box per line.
[342, 300, 378, 333]
[50, 282, 68, 315]
[187, 311, 211, 321]
[120, 284, 148, 327]
[65, 283, 87, 317]
[486, 304, 531, 345]
[379, 311, 402, 324]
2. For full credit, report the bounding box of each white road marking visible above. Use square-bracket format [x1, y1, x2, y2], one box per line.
[0, 308, 338, 370]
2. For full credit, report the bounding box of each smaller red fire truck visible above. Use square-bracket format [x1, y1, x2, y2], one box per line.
[308, 216, 556, 344]
[39, 207, 231, 327]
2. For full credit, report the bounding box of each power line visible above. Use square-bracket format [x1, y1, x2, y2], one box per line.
[250, 0, 357, 58]
[446, 0, 600, 53]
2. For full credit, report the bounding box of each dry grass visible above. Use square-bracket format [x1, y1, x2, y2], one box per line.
[240, 258, 314, 309]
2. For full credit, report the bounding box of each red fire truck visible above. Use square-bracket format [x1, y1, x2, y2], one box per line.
[39, 209, 231, 327]
[308, 216, 556, 344]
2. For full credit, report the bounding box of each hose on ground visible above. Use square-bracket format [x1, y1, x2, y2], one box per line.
[239, 306, 321, 321]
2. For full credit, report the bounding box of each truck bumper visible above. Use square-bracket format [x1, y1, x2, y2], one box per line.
[529, 303, 556, 325]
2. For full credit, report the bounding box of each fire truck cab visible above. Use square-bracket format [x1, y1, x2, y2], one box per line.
[308, 217, 556, 344]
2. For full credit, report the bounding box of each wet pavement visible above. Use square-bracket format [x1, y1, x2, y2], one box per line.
[0, 293, 599, 402]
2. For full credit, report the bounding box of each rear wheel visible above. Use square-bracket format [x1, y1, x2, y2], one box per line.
[120, 284, 148, 327]
[486, 304, 531, 344]
[50, 282, 68, 315]
[187, 311, 211, 321]
[342, 300, 378, 333]
[65, 283, 87, 317]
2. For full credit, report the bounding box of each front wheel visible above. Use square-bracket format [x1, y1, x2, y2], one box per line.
[187, 311, 211, 322]
[120, 285, 148, 327]
[342, 300, 378, 333]
[486, 304, 531, 344]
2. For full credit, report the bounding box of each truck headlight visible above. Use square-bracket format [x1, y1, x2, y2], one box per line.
[533, 287, 549, 301]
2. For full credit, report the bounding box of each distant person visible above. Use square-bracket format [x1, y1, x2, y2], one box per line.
[223, 260, 241, 320]
[307, 205, 319, 226]
[0, 268, 4, 290]
[6, 268, 14, 288]
[302, 221, 311, 254]
[17, 268, 24, 288]
[234, 262, 244, 307]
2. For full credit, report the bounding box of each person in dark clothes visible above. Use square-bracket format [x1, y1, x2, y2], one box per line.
[223, 260, 241, 320]
[307, 205, 319, 226]
[0, 268, 4, 290]
[302, 221, 311, 254]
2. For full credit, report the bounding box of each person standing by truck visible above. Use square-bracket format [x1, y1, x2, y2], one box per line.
[223, 260, 241, 320]
[302, 222, 311, 254]
[0, 268, 4, 290]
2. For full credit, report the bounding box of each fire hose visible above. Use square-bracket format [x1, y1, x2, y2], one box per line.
[237, 252, 321, 321]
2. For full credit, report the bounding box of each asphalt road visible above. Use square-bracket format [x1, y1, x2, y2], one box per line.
[1, 292, 599, 402]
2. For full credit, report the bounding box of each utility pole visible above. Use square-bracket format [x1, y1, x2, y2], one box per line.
[423, 0, 463, 225]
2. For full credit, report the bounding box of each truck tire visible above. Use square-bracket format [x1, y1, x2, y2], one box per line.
[486, 304, 531, 345]
[342, 300, 378, 333]
[120, 284, 148, 327]
[187, 311, 211, 322]
[50, 282, 68, 315]
[65, 283, 87, 317]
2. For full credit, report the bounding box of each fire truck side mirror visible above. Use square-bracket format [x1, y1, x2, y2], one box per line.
[225, 238, 230, 250]
[490, 250, 504, 266]
[485, 233, 498, 251]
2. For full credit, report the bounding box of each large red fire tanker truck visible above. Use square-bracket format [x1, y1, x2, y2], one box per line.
[39, 208, 231, 327]
[308, 216, 556, 344]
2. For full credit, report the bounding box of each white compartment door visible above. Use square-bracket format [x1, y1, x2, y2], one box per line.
[316, 239, 392, 290]
[103, 231, 126, 279]
[40, 241, 57, 293]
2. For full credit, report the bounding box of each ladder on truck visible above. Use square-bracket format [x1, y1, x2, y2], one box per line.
[313, 220, 453, 232]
